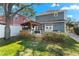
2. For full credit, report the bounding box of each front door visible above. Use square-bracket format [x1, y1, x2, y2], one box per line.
[45, 25, 53, 32]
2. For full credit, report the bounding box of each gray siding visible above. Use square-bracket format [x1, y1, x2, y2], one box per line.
[36, 12, 65, 22]
[53, 22, 65, 32]
[38, 23, 65, 32]
[35, 11, 66, 33]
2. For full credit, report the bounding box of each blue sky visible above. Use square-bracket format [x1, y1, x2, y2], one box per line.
[33, 3, 79, 21]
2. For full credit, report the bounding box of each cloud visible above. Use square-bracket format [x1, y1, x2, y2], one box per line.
[51, 3, 60, 7]
[61, 4, 79, 10]
[67, 15, 73, 18]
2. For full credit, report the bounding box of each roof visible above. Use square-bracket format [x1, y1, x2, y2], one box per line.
[37, 10, 67, 16]
[21, 20, 41, 26]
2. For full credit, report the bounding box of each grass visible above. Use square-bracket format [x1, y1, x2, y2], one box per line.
[0, 42, 22, 56]
[0, 38, 24, 56]
[0, 34, 79, 56]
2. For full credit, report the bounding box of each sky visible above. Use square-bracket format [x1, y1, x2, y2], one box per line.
[33, 3, 79, 21]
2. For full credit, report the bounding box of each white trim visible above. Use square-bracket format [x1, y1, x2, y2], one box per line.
[39, 20, 66, 24]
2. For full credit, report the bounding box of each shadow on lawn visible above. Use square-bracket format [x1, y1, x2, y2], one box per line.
[16, 39, 48, 56]
[17, 38, 65, 56]
[0, 36, 20, 47]
[18, 39, 47, 51]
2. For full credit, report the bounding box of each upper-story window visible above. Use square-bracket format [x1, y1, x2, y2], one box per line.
[14, 15, 19, 20]
[54, 12, 58, 16]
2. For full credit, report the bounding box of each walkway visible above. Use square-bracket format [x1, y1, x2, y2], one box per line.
[68, 33, 79, 42]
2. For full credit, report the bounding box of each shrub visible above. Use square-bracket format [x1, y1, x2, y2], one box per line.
[46, 44, 64, 56]
[19, 30, 35, 40]
[42, 32, 66, 43]
[74, 27, 79, 35]
[20, 30, 30, 38]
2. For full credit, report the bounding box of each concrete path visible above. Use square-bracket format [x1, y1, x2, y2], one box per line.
[68, 33, 79, 42]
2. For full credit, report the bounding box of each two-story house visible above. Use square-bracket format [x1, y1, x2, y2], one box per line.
[35, 10, 67, 33]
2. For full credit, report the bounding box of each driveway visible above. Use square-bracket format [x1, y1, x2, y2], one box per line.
[68, 33, 79, 42]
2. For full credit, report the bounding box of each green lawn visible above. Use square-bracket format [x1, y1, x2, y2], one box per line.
[0, 34, 79, 56]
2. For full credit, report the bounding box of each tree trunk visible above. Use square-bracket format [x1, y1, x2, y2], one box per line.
[4, 14, 11, 40]
[4, 24, 10, 40]
[4, 3, 11, 40]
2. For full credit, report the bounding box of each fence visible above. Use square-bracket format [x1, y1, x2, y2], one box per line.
[0, 24, 22, 38]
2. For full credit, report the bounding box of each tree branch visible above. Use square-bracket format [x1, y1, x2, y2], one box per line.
[12, 3, 34, 17]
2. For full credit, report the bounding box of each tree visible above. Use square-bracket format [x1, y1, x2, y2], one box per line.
[0, 3, 38, 40]
[66, 17, 75, 32]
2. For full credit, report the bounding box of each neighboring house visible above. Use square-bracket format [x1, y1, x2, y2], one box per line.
[35, 10, 67, 33]
[0, 14, 29, 38]
[0, 14, 29, 25]
[12, 14, 29, 25]
[0, 16, 5, 24]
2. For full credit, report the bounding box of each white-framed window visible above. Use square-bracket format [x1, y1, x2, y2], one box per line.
[54, 12, 58, 16]
[45, 26, 53, 30]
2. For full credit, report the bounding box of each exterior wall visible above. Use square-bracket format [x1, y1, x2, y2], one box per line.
[36, 22, 66, 33]
[43, 22, 65, 32]
[36, 12, 65, 22]
[0, 25, 5, 38]
[10, 25, 22, 36]
[0, 24, 22, 38]
[53, 22, 65, 32]
[12, 14, 27, 25]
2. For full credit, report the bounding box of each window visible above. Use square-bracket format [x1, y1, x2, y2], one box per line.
[54, 12, 58, 16]
[46, 26, 52, 29]
[14, 15, 19, 20]
[50, 27, 51, 29]
[46, 27, 48, 29]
